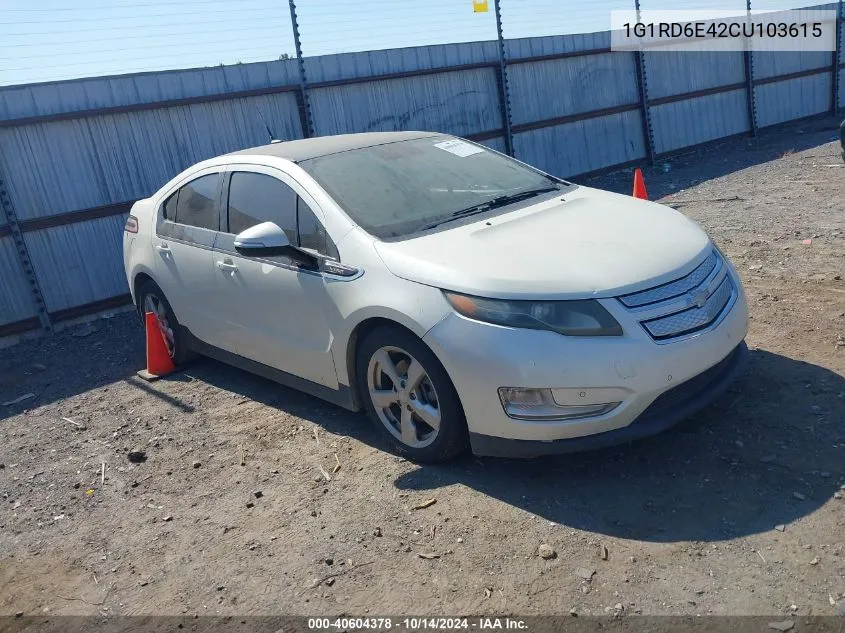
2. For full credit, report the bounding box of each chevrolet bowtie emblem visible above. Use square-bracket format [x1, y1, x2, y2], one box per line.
[688, 288, 709, 309]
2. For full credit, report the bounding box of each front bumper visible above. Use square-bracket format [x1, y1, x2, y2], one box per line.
[422, 269, 749, 456]
[470, 341, 747, 457]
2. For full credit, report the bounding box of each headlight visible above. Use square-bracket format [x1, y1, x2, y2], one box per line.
[444, 292, 623, 336]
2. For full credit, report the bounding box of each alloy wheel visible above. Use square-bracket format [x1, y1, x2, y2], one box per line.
[366, 346, 441, 448]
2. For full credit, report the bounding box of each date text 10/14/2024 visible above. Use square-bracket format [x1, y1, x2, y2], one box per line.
[307, 617, 528, 631]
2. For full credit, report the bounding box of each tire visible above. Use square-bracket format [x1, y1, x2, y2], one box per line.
[136, 280, 194, 366]
[356, 325, 468, 462]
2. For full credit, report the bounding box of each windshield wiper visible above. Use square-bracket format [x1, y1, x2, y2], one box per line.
[484, 186, 560, 210]
[417, 205, 491, 232]
[416, 186, 560, 232]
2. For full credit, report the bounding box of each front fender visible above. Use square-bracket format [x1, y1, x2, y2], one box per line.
[327, 274, 452, 387]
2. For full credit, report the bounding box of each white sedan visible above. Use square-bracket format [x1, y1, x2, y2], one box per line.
[123, 131, 748, 461]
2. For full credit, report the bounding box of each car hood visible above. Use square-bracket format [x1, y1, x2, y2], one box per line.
[373, 185, 712, 299]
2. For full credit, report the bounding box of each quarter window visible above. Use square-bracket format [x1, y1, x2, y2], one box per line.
[227, 172, 297, 242]
[174, 174, 219, 230]
[163, 191, 178, 222]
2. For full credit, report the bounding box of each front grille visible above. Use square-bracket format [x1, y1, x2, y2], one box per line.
[617, 250, 737, 342]
[619, 252, 718, 308]
[642, 275, 733, 339]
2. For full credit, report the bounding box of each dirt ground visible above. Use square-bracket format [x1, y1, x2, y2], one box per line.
[1, 117, 844, 619]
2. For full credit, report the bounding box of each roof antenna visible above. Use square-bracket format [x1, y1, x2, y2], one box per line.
[254, 108, 281, 144]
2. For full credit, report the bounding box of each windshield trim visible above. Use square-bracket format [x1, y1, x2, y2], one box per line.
[293, 133, 442, 165]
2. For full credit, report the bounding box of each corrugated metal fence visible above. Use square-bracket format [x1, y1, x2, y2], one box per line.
[0, 2, 843, 338]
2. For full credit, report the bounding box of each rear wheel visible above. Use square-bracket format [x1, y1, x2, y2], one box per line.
[137, 280, 193, 365]
[357, 326, 468, 462]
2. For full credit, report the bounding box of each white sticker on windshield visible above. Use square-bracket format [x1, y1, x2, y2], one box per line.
[434, 139, 485, 158]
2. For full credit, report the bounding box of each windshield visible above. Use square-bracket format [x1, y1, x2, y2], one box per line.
[298, 136, 562, 239]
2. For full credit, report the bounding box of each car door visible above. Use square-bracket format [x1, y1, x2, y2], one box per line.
[152, 169, 222, 345]
[211, 165, 339, 389]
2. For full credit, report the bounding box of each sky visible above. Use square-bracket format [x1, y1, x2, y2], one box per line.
[0, 0, 812, 87]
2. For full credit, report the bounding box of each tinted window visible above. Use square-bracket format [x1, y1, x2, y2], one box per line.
[228, 172, 297, 241]
[163, 191, 178, 221]
[175, 174, 219, 230]
[297, 198, 338, 259]
[298, 136, 561, 239]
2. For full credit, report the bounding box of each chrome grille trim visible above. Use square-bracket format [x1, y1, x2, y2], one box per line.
[619, 252, 718, 308]
[641, 276, 734, 339]
[616, 250, 738, 342]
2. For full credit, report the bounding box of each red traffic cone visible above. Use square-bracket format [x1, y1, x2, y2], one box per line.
[137, 312, 176, 381]
[632, 168, 649, 200]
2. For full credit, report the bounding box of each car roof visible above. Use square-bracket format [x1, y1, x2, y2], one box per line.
[227, 131, 445, 163]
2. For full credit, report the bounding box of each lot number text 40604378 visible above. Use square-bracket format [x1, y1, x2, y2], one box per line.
[307, 617, 529, 631]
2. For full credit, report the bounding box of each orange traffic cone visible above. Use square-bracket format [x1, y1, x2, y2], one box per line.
[137, 312, 176, 381]
[632, 168, 649, 200]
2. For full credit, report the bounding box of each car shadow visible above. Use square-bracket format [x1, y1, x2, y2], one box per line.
[183, 343, 844, 544]
[391, 348, 845, 543]
[3, 315, 842, 545]
[177, 354, 387, 450]
[0, 313, 148, 420]
[582, 115, 843, 200]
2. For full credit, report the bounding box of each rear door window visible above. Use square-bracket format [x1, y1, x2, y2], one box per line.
[175, 174, 219, 230]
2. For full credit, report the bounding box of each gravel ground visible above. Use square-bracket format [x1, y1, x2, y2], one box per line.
[1, 118, 844, 619]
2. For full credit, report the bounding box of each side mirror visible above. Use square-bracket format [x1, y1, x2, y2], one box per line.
[233, 221, 317, 267]
[234, 221, 290, 256]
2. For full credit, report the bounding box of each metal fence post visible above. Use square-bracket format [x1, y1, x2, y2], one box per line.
[288, 0, 315, 138]
[744, 0, 758, 135]
[0, 172, 52, 333]
[493, 0, 515, 157]
[832, 0, 843, 114]
[634, 0, 656, 164]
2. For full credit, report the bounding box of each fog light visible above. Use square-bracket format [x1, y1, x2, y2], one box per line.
[497, 387, 620, 421]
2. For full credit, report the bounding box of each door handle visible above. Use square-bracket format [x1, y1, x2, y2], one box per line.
[154, 243, 170, 253]
[216, 261, 238, 272]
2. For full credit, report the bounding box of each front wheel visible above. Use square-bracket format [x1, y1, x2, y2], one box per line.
[356, 325, 468, 462]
